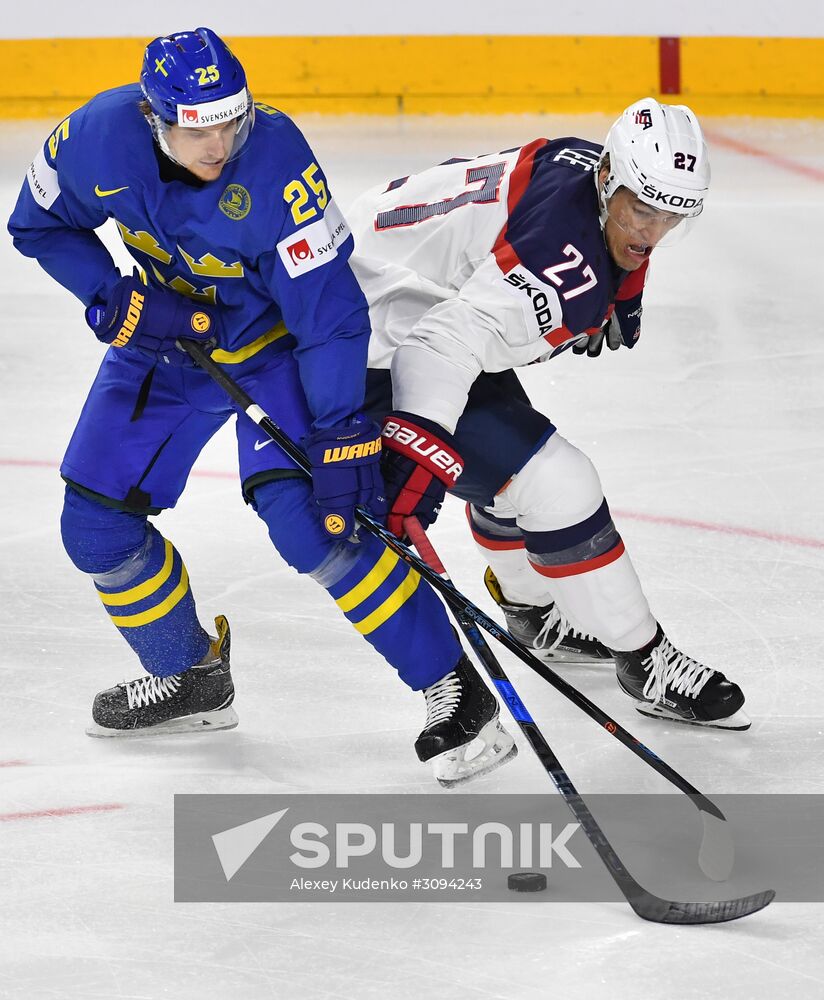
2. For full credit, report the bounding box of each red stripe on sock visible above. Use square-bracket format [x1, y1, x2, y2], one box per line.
[471, 530, 525, 551]
[466, 503, 525, 550]
[528, 540, 625, 578]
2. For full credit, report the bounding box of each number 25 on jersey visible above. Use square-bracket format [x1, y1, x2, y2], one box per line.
[284, 163, 329, 225]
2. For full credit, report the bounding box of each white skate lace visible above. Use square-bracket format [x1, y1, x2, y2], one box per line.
[422, 673, 462, 726]
[124, 673, 182, 709]
[643, 639, 715, 705]
[535, 604, 598, 652]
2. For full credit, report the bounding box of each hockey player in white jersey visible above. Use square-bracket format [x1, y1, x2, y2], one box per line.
[349, 98, 750, 730]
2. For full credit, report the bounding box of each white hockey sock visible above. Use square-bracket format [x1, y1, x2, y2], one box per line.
[530, 550, 657, 652]
[481, 544, 556, 607]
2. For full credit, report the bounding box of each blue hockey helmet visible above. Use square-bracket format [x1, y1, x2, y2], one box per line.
[140, 28, 254, 164]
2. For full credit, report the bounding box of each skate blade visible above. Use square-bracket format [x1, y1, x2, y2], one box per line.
[85, 706, 239, 738]
[633, 702, 751, 731]
[432, 719, 518, 788]
[540, 649, 614, 667]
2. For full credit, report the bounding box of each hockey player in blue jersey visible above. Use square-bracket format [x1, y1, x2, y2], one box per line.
[7, 28, 517, 784]
[348, 99, 750, 730]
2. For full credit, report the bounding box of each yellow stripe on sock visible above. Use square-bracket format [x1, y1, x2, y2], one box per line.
[96, 538, 174, 607]
[351, 569, 420, 636]
[335, 548, 399, 614]
[108, 566, 190, 628]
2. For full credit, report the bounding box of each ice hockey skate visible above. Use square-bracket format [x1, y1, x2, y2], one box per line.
[415, 653, 517, 787]
[484, 567, 612, 665]
[86, 616, 238, 737]
[613, 625, 750, 730]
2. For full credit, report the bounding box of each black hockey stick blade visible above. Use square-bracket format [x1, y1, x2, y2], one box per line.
[629, 887, 776, 925]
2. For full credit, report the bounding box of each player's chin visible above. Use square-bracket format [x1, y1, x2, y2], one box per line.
[192, 161, 227, 182]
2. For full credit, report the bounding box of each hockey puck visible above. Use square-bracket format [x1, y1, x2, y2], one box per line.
[507, 871, 547, 893]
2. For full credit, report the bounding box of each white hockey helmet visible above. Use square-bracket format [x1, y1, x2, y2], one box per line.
[598, 98, 710, 244]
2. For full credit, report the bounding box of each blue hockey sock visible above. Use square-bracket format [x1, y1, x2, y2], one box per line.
[61, 487, 210, 676]
[93, 526, 211, 676]
[324, 532, 461, 689]
[253, 478, 461, 689]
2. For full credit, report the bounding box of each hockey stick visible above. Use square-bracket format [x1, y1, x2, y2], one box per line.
[400, 517, 773, 923]
[179, 340, 763, 898]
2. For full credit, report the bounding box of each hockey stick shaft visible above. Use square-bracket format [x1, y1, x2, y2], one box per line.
[181, 340, 774, 921]
[401, 519, 773, 922]
[180, 341, 715, 811]
[400, 515, 680, 915]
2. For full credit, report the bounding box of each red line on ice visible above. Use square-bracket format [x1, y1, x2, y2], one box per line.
[4, 457, 824, 551]
[0, 803, 125, 822]
[703, 130, 824, 184]
[614, 509, 824, 550]
[0, 760, 28, 767]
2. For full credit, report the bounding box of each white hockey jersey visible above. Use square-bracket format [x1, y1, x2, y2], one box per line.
[347, 138, 648, 432]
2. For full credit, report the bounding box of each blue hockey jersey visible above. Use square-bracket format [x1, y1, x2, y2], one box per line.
[8, 84, 371, 429]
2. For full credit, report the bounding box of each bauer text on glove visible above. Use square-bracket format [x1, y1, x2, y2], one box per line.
[381, 412, 464, 540]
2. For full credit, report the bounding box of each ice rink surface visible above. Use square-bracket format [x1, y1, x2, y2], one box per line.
[1, 111, 823, 999]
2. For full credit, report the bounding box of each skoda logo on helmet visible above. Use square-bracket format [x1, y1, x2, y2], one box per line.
[639, 183, 704, 212]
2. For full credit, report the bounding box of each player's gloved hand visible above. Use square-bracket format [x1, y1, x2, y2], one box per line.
[303, 415, 387, 540]
[573, 296, 643, 358]
[85, 274, 219, 367]
[381, 411, 464, 540]
[572, 319, 622, 358]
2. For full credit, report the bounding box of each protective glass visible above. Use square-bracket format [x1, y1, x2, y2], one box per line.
[150, 92, 255, 168]
[605, 188, 697, 248]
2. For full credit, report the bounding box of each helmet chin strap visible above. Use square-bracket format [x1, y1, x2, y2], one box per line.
[595, 160, 614, 230]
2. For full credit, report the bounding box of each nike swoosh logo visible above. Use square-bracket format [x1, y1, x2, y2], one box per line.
[94, 184, 129, 197]
[253, 439, 273, 451]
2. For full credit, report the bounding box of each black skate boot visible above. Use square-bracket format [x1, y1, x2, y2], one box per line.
[484, 567, 612, 664]
[86, 615, 238, 737]
[612, 624, 750, 730]
[415, 653, 517, 787]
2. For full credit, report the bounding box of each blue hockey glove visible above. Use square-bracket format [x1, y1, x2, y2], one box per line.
[303, 416, 387, 539]
[381, 411, 464, 541]
[85, 275, 219, 366]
